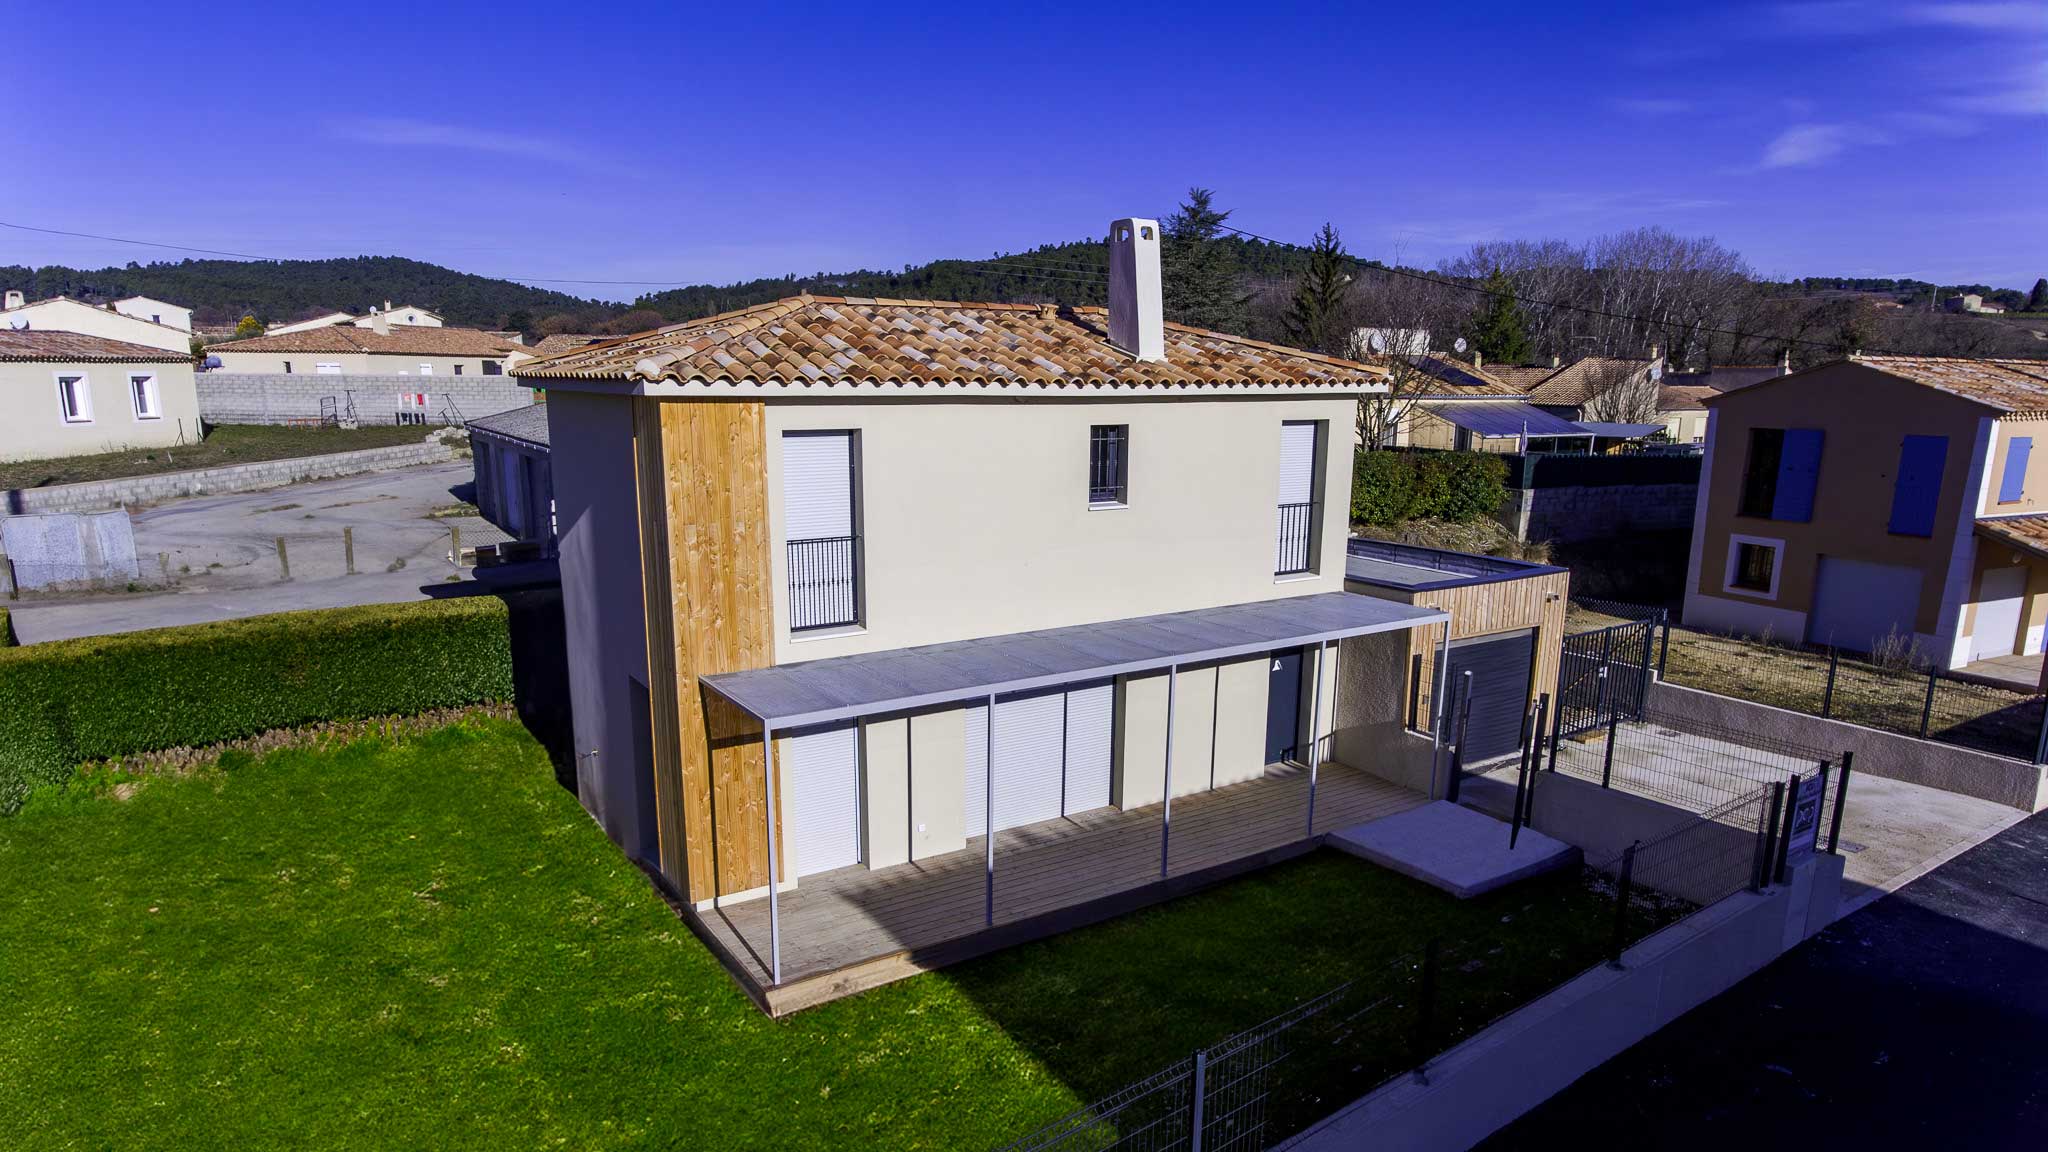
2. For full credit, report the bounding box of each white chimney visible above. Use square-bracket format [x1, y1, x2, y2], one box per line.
[1107, 218, 1165, 362]
[371, 310, 390, 336]
[1473, 351, 1483, 369]
[383, 300, 393, 312]
[3, 290, 22, 310]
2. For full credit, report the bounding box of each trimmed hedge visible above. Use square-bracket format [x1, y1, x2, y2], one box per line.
[1352, 449, 1509, 526]
[0, 597, 515, 812]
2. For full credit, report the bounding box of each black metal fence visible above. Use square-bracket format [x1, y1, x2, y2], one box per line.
[1274, 503, 1313, 576]
[787, 535, 860, 631]
[1556, 614, 1659, 738]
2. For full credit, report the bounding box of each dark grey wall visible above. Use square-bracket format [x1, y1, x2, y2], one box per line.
[548, 391, 657, 863]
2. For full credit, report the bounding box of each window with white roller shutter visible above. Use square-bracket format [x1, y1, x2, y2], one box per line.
[782, 431, 859, 630]
[785, 724, 861, 876]
[1275, 421, 1321, 575]
[962, 682, 1116, 837]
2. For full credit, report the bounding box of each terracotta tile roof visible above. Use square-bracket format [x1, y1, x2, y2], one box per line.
[1976, 514, 2048, 558]
[1405, 355, 1526, 397]
[527, 333, 615, 357]
[1657, 383, 1720, 412]
[1476, 364, 1560, 392]
[0, 330, 194, 363]
[512, 295, 1387, 390]
[208, 325, 524, 357]
[1527, 356, 1658, 407]
[1848, 356, 2048, 414]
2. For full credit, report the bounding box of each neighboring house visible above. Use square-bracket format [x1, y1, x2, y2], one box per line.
[1526, 351, 1666, 422]
[206, 319, 529, 376]
[1943, 294, 2005, 315]
[0, 330, 201, 461]
[467, 403, 553, 547]
[1660, 357, 1793, 444]
[111, 296, 193, 332]
[265, 302, 445, 335]
[1683, 355, 2048, 669]
[0, 292, 194, 353]
[517, 219, 1466, 1010]
[1391, 354, 1594, 453]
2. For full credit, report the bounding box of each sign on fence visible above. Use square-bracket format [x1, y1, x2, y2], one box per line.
[1783, 771, 1825, 870]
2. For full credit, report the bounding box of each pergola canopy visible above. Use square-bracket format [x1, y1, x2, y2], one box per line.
[703, 592, 1448, 730]
[1430, 402, 1589, 439]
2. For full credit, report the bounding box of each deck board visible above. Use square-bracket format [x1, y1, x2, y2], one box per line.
[692, 760, 1424, 1005]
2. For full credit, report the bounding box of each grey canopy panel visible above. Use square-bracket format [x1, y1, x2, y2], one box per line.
[704, 592, 1448, 729]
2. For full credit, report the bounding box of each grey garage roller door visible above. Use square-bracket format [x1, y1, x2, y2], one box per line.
[1442, 630, 1535, 763]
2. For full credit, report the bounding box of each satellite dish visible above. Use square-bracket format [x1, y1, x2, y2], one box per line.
[1367, 331, 1388, 354]
[1453, 337, 1469, 353]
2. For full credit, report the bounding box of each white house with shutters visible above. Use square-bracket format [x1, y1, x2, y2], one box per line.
[516, 218, 1473, 1010]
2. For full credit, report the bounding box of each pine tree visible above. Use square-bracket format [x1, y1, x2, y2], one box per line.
[1283, 224, 1352, 355]
[1466, 268, 1530, 365]
[1162, 188, 1248, 334]
[2028, 278, 2048, 313]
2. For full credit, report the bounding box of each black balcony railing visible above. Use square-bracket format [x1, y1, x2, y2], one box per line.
[1275, 502, 1314, 575]
[788, 536, 860, 631]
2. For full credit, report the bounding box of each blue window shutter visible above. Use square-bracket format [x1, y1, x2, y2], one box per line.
[1999, 436, 2032, 504]
[1770, 428, 1825, 522]
[1887, 435, 1950, 537]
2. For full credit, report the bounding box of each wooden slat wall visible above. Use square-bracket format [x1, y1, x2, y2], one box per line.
[1404, 570, 1571, 731]
[634, 397, 778, 903]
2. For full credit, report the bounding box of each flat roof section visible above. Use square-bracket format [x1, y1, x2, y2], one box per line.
[703, 592, 1448, 730]
[1344, 537, 1566, 593]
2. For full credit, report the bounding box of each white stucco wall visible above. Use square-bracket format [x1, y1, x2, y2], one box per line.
[0, 359, 202, 462]
[113, 297, 193, 332]
[210, 350, 520, 376]
[766, 394, 1358, 663]
[1, 298, 191, 352]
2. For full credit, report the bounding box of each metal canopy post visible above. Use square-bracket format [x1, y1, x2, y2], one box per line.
[1161, 664, 1178, 879]
[1432, 621, 1452, 747]
[1306, 639, 1327, 837]
[761, 724, 782, 987]
[984, 692, 996, 927]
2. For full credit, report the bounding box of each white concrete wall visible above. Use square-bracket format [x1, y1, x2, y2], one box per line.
[113, 297, 193, 332]
[1, 298, 191, 352]
[0, 359, 202, 462]
[766, 395, 1357, 663]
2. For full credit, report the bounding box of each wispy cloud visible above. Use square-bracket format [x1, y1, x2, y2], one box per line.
[1772, 1, 2048, 34]
[1612, 97, 1694, 117]
[326, 117, 616, 172]
[1759, 123, 1862, 167]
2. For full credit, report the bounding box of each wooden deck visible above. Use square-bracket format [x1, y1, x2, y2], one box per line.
[689, 759, 1424, 1013]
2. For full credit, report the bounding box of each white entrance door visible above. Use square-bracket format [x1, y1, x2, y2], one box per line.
[785, 724, 861, 877]
[1807, 556, 1924, 655]
[1972, 566, 2027, 661]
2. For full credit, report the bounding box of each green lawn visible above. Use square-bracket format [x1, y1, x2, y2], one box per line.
[0, 424, 440, 490]
[1, 719, 1632, 1150]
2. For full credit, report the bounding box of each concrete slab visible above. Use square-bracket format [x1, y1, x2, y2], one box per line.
[1328, 801, 1580, 899]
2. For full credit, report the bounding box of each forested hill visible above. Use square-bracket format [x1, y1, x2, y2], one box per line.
[629, 235, 1326, 320]
[0, 256, 599, 331]
[0, 236, 1325, 337]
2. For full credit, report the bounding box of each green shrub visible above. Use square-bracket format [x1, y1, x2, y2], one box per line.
[0, 597, 514, 812]
[1351, 450, 1508, 526]
[0, 607, 13, 648]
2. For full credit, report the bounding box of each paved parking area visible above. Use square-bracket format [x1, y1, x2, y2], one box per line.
[1479, 808, 2048, 1149]
[8, 462, 515, 643]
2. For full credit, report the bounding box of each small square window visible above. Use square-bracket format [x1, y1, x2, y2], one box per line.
[283, 360, 293, 374]
[453, 363, 464, 375]
[482, 359, 503, 376]
[1731, 543, 1774, 591]
[1089, 425, 1129, 506]
[56, 373, 92, 423]
[129, 373, 160, 420]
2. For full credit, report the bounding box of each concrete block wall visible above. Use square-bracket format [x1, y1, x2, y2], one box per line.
[1, 441, 457, 517]
[1496, 482, 1698, 544]
[196, 373, 535, 426]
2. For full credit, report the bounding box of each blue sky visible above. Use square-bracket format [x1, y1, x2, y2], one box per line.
[3, 1, 2042, 301]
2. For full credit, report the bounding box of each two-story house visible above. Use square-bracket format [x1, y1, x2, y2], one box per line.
[1684, 355, 2048, 671]
[518, 220, 1463, 1012]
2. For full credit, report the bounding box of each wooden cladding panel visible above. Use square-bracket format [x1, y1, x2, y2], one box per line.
[635, 397, 778, 903]
[1405, 570, 1570, 730]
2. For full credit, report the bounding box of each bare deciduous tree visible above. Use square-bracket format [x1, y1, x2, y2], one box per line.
[1577, 361, 1664, 424]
